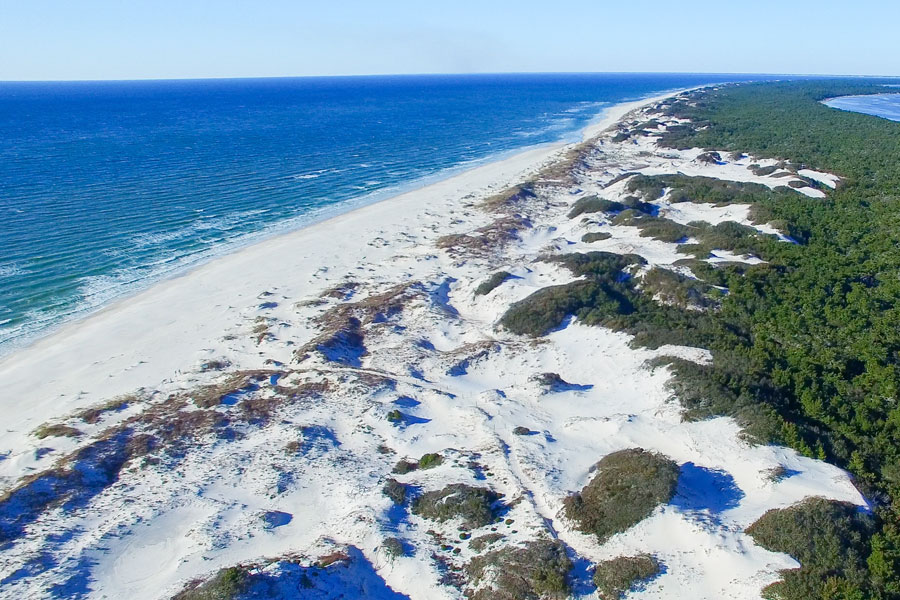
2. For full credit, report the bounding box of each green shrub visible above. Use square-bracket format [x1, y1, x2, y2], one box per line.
[465, 540, 572, 600]
[386, 409, 403, 423]
[651, 355, 785, 444]
[418, 453, 443, 470]
[745, 498, 875, 600]
[563, 449, 679, 542]
[173, 566, 249, 600]
[632, 217, 694, 243]
[624, 174, 666, 200]
[626, 173, 791, 206]
[568, 195, 626, 218]
[546, 251, 645, 279]
[750, 164, 779, 176]
[475, 271, 513, 296]
[392, 460, 418, 475]
[593, 554, 661, 599]
[412, 483, 502, 528]
[582, 231, 612, 243]
[383, 536, 407, 558]
[500, 280, 631, 337]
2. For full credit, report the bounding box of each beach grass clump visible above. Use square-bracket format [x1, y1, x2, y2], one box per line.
[172, 566, 249, 600]
[745, 498, 875, 600]
[479, 182, 536, 212]
[563, 449, 679, 543]
[593, 555, 661, 599]
[474, 271, 513, 296]
[436, 215, 530, 256]
[294, 282, 420, 364]
[411, 483, 502, 529]
[465, 539, 572, 600]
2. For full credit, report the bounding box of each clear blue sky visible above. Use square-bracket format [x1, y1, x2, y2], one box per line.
[1, 0, 896, 80]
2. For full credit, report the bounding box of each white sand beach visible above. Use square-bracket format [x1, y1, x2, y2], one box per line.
[0, 91, 855, 600]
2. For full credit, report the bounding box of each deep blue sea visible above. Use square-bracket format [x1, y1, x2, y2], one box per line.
[0, 73, 778, 355]
[824, 92, 900, 122]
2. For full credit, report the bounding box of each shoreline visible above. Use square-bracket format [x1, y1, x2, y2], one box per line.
[0, 90, 678, 367]
[0, 89, 682, 363]
[0, 90, 684, 457]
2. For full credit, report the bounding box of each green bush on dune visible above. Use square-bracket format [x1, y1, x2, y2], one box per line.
[568, 195, 626, 218]
[412, 483, 502, 528]
[563, 449, 679, 542]
[593, 554, 662, 599]
[465, 539, 572, 600]
[475, 271, 513, 296]
[746, 498, 876, 599]
[173, 566, 249, 600]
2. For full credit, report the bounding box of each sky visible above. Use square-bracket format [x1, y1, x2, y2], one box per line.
[0, 0, 897, 80]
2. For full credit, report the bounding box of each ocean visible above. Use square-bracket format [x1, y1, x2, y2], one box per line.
[0, 73, 774, 355]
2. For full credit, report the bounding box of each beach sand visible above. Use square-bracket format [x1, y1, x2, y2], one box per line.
[0, 94, 666, 460]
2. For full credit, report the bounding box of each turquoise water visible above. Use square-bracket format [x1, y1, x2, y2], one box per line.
[0, 73, 778, 355]
[824, 92, 900, 122]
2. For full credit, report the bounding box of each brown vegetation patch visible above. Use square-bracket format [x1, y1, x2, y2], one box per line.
[294, 283, 421, 364]
[436, 214, 531, 257]
[0, 370, 284, 545]
[478, 182, 537, 213]
[32, 424, 83, 439]
[73, 394, 139, 424]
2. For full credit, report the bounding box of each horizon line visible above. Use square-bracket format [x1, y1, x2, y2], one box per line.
[2, 70, 899, 84]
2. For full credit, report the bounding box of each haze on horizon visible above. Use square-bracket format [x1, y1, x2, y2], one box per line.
[0, 0, 897, 81]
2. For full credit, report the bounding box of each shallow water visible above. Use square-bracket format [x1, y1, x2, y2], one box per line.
[823, 92, 900, 122]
